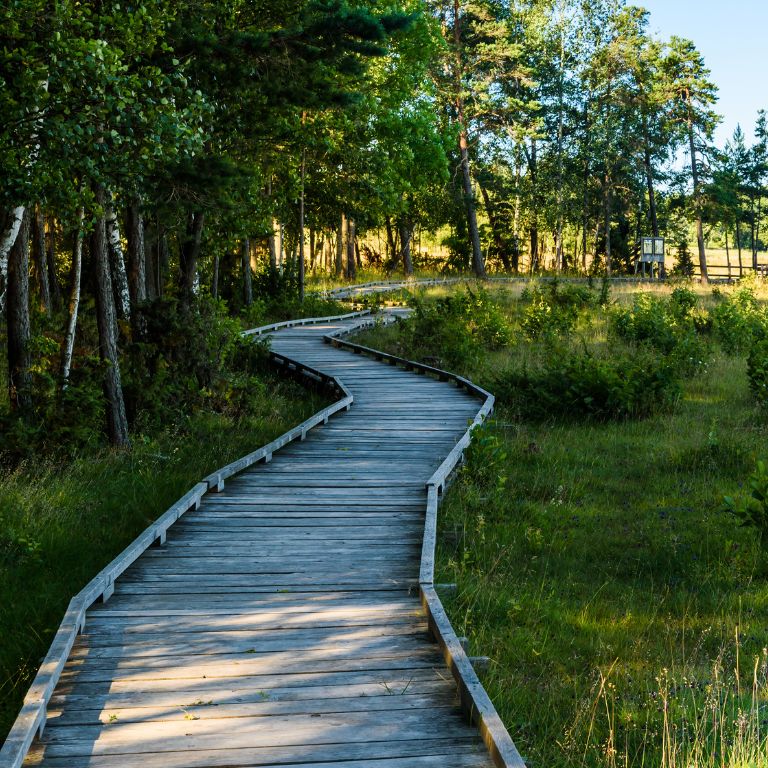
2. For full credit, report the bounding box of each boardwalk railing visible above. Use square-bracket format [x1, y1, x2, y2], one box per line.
[323, 324, 526, 768]
[0, 310, 373, 768]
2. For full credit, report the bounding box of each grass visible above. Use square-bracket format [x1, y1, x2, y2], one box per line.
[0, 371, 330, 741]
[354, 279, 768, 768]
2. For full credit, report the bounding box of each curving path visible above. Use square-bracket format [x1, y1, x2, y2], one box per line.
[15, 313, 517, 768]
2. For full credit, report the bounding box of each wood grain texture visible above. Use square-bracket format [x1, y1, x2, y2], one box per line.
[3, 309, 521, 768]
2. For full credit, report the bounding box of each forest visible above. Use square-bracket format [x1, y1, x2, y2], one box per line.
[2, 1, 768, 767]
[2, 0, 767, 449]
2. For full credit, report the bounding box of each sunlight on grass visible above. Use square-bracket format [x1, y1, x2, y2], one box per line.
[355, 278, 768, 768]
[0, 376, 330, 740]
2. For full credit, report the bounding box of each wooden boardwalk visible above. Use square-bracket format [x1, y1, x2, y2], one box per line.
[19, 315, 510, 768]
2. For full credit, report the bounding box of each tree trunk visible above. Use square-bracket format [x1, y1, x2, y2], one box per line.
[346, 217, 357, 280]
[581, 99, 591, 273]
[530, 138, 539, 273]
[126, 202, 147, 306]
[46, 218, 63, 311]
[603, 175, 613, 277]
[32, 205, 51, 313]
[0, 206, 26, 313]
[385, 216, 398, 266]
[106, 200, 131, 320]
[336, 214, 346, 277]
[268, 219, 278, 271]
[688, 117, 708, 283]
[179, 210, 205, 301]
[512, 160, 522, 272]
[309, 228, 316, 269]
[299, 150, 306, 302]
[753, 195, 762, 271]
[92, 187, 130, 447]
[479, 184, 511, 271]
[458, 128, 485, 277]
[7, 209, 32, 413]
[242, 238, 253, 306]
[209, 254, 218, 299]
[399, 220, 414, 275]
[555, 26, 566, 272]
[452, 0, 484, 278]
[643, 112, 660, 237]
[61, 208, 85, 384]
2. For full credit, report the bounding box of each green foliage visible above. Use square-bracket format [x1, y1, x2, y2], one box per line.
[671, 241, 695, 277]
[496, 346, 682, 421]
[610, 291, 710, 375]
[462, 426, 508, 494]
[711, 285, 768, 353]
[612, 293, 682, 353]
[124, 297, 271, 428]
[747, 338, 768, 405]
[723, 460, 768, 539]
[242, 269, 347, 327]
[0, 332, 106, 460]
[520, 281, 598, 341]
[396, 287, 511, 370]
[521, 292, 578, 340]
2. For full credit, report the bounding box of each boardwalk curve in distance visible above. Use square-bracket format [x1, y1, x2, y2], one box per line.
[2, 311, 524, 768]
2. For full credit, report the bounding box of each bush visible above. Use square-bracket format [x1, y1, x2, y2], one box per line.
[496, 345, 681, 421]
[711, 285, 768, 354]
[671, 241, 695, 277]
[724, 460, 768, 540]
[611, 292, 710, 374]
[519, 281, 593, 341]
[124, 296, 272, 428]
[747, 339, 768, 405]
[397, 288, 511, 370]
[0, 332, 106, 460]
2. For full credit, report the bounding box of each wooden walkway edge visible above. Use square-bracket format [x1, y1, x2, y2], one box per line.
[1, 310, 525, 768]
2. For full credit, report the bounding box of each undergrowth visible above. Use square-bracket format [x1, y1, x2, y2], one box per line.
[355, 279, 768, 768]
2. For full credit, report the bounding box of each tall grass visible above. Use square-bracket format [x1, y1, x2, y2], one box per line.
[0, 374, 329, 741]
[355, 280, 768, 768]
[580, 647, 768, 768]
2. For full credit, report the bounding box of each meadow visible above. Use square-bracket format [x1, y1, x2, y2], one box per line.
[355, 278, 768, 768]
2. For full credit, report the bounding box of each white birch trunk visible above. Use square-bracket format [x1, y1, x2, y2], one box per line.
[0, 206, 27, 310]
[61, 208, 85, 386]
[105, 202, 131, 319]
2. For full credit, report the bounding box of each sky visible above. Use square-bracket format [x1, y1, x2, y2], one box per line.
[638, 0, 768, 147]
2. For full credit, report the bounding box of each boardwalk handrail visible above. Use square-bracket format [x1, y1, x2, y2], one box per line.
[0, 310, 373, 768]
[322, 323, 525, 768]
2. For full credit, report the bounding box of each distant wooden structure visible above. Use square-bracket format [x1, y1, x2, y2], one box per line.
[634, 237, 665, 279]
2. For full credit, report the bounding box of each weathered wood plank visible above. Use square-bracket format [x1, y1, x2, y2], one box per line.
[9, 308, 518, 768]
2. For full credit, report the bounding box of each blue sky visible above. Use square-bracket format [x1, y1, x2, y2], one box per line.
[638, 0, 768, 146]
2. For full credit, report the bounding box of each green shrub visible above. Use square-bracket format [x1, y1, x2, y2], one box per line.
[124, 296, 272, 428]
[520, 282, 585, 341]
[724, 460, 768, 540]
[611, 292, 710, 374]
[612, 293, 679, 353]
[0, 331, 106, 459]
[669, 286, 699, 318]
[671, 241, 695, 277]
[747, 339, 768, 405]
[398, 288, 511, 370]
[496, 346, 681, 421]
[711, 285, 768, 354]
